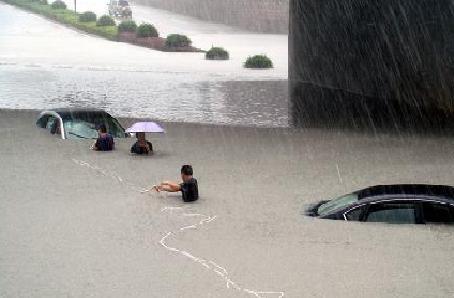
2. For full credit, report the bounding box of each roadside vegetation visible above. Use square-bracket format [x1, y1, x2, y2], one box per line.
[118, 20, 137, 33]
[136, 23, 159, 38]
[96, 15, 115, 27]
[244, 54, 273, 69]
[2, 0, 118, 40]
[50, 0, 65, 9]
[78, 11, 96, 23]
[165, 34, 191, 48]
[205, 47, 229, 60]
[2, 0, 245, 58]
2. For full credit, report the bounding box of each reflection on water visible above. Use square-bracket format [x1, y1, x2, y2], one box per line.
[0, 2, 288, 127]
[0, 65, 288, 127]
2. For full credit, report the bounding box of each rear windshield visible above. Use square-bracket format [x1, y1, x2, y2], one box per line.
[317, 193, 359, 217]
[61, 113, 125, 138]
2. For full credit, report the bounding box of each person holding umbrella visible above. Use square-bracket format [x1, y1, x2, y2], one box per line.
[131, 132, 153, 155]
[126, 121, 165, 155]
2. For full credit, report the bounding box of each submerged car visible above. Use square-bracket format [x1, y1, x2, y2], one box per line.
[36, 108, 127, 139]
[307, 184, 454, 224]
[108, 0, 132, 19]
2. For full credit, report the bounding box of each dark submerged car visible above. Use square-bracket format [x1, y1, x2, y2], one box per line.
[36, 108, 127, 139]
[307, 184, 454, 224]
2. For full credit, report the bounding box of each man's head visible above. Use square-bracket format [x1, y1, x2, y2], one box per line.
[136, 132, 146, 141]
[181, 165, 193, 181]
[98, 124, 107, 134]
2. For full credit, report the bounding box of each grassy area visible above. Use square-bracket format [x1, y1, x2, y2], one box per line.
[2, 0, 118, 40]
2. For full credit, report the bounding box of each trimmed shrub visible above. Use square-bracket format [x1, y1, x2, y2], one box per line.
[79, 11, 97, 22]
[165, 34, 191, 48]
[136, 23, 158, 38]
[118, 20, 137, 33]
[40, 0, 48, 4]
[206, 47, 229, 60]
[96, 15, 115, 27]
[244, 55, 273, 69]
[50, 0, 66, 9]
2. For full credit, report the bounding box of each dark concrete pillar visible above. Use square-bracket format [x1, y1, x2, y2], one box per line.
[289, 0, 454, 128]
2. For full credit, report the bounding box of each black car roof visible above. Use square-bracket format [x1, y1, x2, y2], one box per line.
[49, 108, 109, 114]
[357, 184, 454, 199]
[44, 108, 113, 119]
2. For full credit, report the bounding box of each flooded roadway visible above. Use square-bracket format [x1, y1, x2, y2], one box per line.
[1, 109, 454, 297]
[1, 2, 454, 298]
[0, 2, 288, 127]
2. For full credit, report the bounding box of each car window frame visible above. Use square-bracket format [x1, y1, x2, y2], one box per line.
[38, 111, 66, 139]
[343, 204, 368, 221]
[343, 195, 454, 223]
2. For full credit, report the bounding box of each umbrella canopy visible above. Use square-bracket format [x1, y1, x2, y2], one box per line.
[125, 122, 165, 133]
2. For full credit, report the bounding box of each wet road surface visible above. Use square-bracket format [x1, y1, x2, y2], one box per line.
[0, 2, 288, 127]
[1, 110, 454, 297]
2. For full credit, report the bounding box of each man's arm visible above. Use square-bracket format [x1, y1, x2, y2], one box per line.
[91, 139, 99, 150]
[158, 181, 181, 192]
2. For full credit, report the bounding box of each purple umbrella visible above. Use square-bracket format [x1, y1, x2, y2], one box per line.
[125, 122, 165, 133]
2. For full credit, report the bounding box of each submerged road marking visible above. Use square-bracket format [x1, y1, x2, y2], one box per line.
[72, 158, 285, 298]
[336, 163, 343, 184]
[72, 158, 142, 192]
[160, 207, 285, 298]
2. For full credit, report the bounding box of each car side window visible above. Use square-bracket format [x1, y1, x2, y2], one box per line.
[422, 202, 454, 224]
[345, 206, 364, 221]
[45, 116, 55, 130]
[365, 203, 416, 224]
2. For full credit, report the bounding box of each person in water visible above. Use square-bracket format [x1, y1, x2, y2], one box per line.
[130, 132, 153, 155]
[149, 165, 198, 202]
[91, 124, 114, 151]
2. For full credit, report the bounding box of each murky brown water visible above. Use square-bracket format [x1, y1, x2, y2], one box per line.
[1, 110, 454, 297]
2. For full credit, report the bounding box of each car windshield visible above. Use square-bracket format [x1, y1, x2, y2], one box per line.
[63, 116, 125, 139]
[317, 193, 359, 217]
[119, 0, 128, 6]
[63, 120, 98, 139]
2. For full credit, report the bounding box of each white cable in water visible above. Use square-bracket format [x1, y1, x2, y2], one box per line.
[160, 207, 285, 298]
[72, 159, 285, 297]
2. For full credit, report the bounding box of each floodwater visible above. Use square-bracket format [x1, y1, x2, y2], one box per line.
[2, 3, 454, 298]
[0, 2, 288, 127]
[1, 110, 454, 297]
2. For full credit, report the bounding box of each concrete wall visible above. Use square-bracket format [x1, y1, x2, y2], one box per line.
[134, 0, 289, 34]
[289, 0, 454, 128]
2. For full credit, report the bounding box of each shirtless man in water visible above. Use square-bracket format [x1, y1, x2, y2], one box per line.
[145, 165, 199, 202]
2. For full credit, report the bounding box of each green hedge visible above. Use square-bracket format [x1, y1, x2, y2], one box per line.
[136, 23, 158, 38]
[79, 11, 96, 22]
[96, 15, 115, 27]
[165, 34, 191, 48]
[50, 0, 66, 9]
[118, 20, 137, 33]
[244, 55, 273, 69]
[2, 0, 118, 40]
[205, 47, 229, 60]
